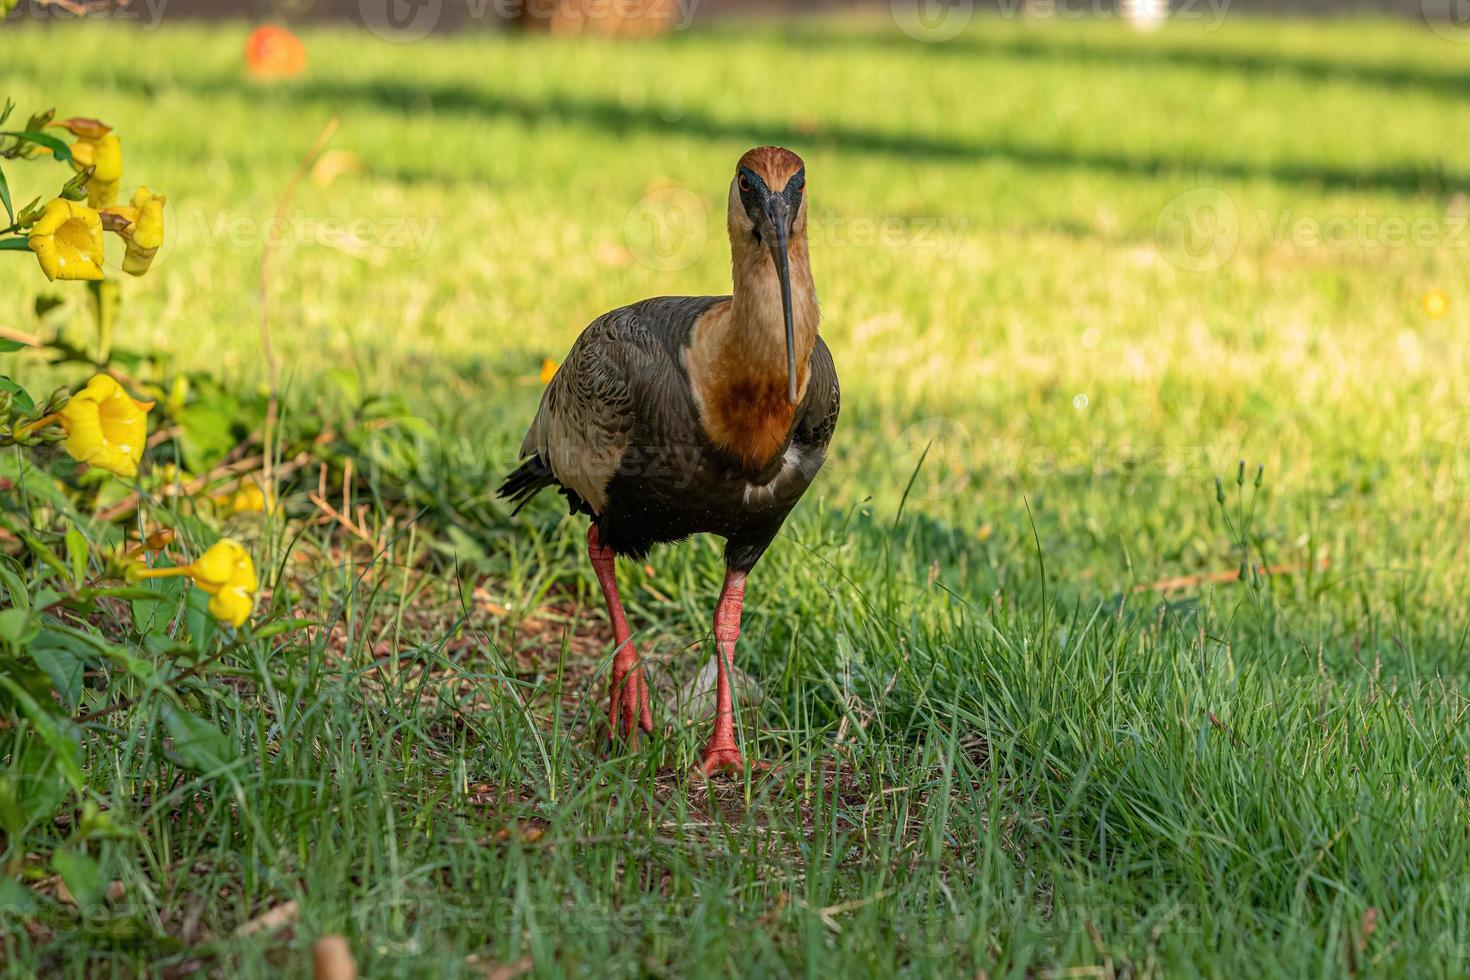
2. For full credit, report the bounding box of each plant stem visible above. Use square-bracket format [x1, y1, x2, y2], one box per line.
[132, 565, 193, 581]
[12, 412, 61, 440]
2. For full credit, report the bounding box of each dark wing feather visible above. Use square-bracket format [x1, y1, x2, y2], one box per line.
[499, 297, 724, 516]
[498, 455, 554, 515]
[796, 336, 841, 454]
[513, 312, 644, 514]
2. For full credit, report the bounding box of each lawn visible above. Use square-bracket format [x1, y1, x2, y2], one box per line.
[3, 10, 1470, 977]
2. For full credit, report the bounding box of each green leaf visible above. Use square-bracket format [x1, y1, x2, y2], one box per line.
[40, 621, 154, 684]
[65, 525, 87, 589]
[21, 533, 69, 582]
[0, 777, 22, 837]
[0, 454, 73, 512]
[130, 570, 187, 636]
[0, 607, 35, 647]
[77, 800, 132, 841]
[241, 618, 315, 642]
[0, 376, 34, 413]
[175, 400, 240, 472]
[0, 161, 12, 225]
[0, 130, 71, 163]
[29, 629, 89, 709]
[0, 739, 66, 837]
[0, 562, 28, 611]
[185, 586, 215, 654]
[0, 875, 37, 917]
[28, 588, 64, 612]
[0, 675, 84, 789]
[0, 651, 53, 706]
[161, 702, 239, 773]
[0, 338, 26, 353]
[53, 847, 103, 909]
[0, 236, 32, 251]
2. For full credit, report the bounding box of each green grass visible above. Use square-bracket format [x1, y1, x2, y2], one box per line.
[4, 10, 1470, 976]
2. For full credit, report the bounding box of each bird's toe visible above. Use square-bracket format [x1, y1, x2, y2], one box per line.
[696, 747, 744, 776]
[608, 664, 653, 743]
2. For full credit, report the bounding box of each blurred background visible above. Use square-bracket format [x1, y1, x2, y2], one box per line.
[6, 0, 1453, 28]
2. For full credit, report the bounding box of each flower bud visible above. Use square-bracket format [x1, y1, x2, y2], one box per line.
[52, 117, 112, 140]
[60, 166, 95, 202]
[23, 108, 55, 134]
[144, 528, 175, 550]
[15, 196, 45, 226]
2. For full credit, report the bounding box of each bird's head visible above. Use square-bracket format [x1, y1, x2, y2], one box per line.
[728, 146, 808, 404]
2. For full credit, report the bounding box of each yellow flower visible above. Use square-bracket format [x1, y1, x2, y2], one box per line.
[66, 132, 123, 208]
[1422, 289, 1450, 320]
[131, 538, 259, 628]
[186, 539, 259, 627]
[154, 462, 187, 485]
[101, 187, 166, 276]
[57, 374, 155, 478]
[213, 482, 276, 515]
[28, 199, 105, 282]
[539, 358, 558, 384]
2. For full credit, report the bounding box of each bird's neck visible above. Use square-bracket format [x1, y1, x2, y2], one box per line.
[726, 231, 820, 385]
[685, 232, 820, 471]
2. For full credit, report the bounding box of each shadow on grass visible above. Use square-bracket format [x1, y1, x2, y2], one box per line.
[106, 71, 1466, 196]
[778, 26, 1470, 103]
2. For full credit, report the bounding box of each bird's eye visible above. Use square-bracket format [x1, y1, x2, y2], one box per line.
[738, 174, 751, 192]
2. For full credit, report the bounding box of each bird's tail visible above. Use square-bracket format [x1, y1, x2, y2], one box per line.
[497, 456, 553, 515]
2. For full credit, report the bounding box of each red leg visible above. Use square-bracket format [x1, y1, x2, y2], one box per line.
[588, 525, 652, 742]
[698, 568, 756, 776]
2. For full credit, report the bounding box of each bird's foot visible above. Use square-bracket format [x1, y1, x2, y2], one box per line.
[695, 742, 774, 778]
[608, 655, 654, 744]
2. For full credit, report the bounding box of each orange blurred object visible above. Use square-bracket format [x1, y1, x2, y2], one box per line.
[245, 25, 307, 80]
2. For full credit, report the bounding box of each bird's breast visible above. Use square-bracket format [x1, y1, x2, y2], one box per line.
[696, 371, 804, 473]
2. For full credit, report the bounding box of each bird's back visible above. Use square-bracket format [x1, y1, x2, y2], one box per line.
[503, 296, 725, 514]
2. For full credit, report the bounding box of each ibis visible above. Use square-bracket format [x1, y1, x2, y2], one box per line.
[498, 146, 840, 775]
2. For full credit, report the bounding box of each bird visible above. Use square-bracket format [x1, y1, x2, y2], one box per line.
[498, 146, 840, 776]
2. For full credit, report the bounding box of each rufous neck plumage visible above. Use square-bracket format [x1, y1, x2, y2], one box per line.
[726, 213, 820, 391]
[686, 147, 821, 470]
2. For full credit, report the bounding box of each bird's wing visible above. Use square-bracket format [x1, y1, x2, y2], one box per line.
[795, 335, 840, 453]
[518, 306, 660, 514]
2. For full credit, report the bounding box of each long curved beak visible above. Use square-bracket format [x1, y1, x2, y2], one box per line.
[764, 194, 798, 405]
